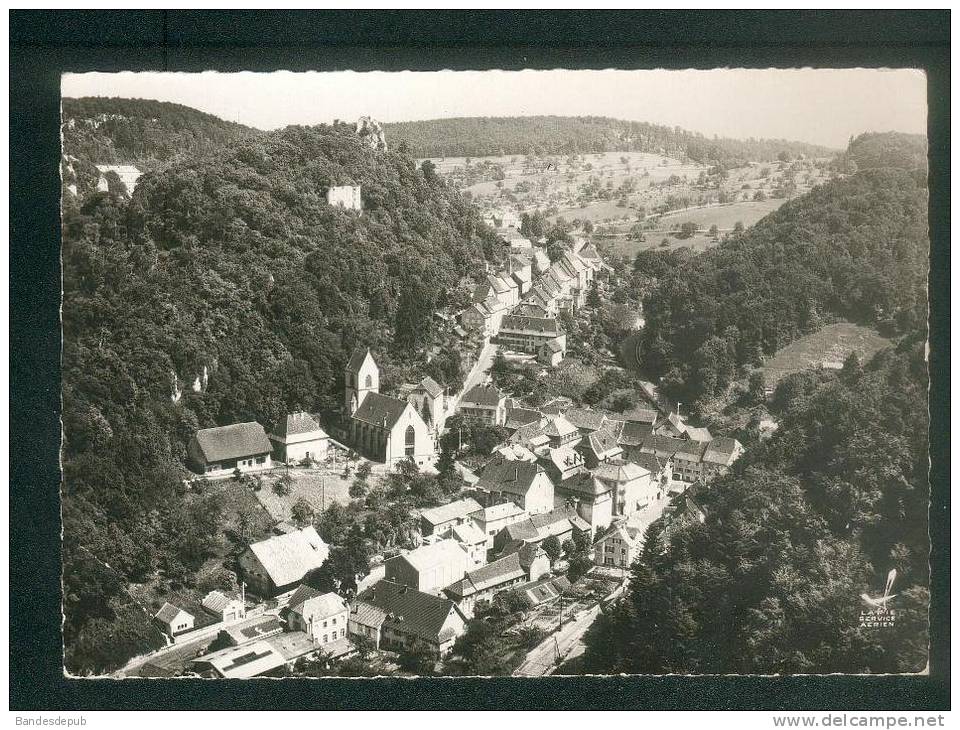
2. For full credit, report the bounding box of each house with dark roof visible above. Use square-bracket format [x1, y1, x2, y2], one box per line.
[154, 602, 195, 637]
[188, 422, 273, 476]
[458, 384, 507, 427]
[538, 336, 566, 366]
[354, 580, 467, 655]
[268, 411, 329, 464]
[594, 522, 643, 569]
[238, 526, 330, 597]
[621, 406, 658, 425]
[443, 543, 549, 617]
[492, 504, 591, 556]
[503, 407, 544, 433]
[564, 407, 609, 435]
[700, 437, 744, 478]
[577, 426, 624, 468]
[477, 455, 555, 515]
[495, 313, 565, 355]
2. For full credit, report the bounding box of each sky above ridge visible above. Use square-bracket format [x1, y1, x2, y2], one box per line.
[62, 68, 927, 149]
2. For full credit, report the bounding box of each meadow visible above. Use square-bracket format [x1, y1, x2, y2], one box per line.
[760, 322, 892, 385]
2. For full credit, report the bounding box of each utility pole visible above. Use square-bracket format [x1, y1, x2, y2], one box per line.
[558, 594, 563, 630]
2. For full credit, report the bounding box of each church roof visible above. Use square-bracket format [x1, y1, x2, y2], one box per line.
[351, 392, 411, 430]
[346, 347, 374, 373]
[415, 376, 444, 398]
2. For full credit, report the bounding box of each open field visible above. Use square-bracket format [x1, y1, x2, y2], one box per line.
[760, 322, 892, 385]
[600, 231, 720, 259]
[254, 468, 356, 522]
[656, 198, 786, 230]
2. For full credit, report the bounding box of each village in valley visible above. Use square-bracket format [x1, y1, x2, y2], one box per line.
[123, 169, 747, 679]
[47, 63, 934, 685]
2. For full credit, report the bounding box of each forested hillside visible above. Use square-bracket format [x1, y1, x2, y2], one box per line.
[384, 116, 836, 165]
[579, 336, 929, 674]
[62, 97, 256, 167]
[635, 132, 929, 408]
[60, 118, 497, 673]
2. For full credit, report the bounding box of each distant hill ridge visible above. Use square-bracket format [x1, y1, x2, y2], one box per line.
[62, 96, 258, 168]
[383, 115, 838, 165]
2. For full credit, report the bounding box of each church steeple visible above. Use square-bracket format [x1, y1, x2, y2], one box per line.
[344, 347, 379, 415]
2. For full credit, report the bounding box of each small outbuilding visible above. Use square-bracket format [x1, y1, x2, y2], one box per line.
[154, 602, 195, 637]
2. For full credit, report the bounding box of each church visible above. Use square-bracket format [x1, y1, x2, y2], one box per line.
[345, 348, 436, 467]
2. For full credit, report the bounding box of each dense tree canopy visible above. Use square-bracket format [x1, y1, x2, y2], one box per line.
[61, 114, 496, 673]
[581, 338, 929, 674]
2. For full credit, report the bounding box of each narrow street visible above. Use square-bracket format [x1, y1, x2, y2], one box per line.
[437, 337, 498, 433]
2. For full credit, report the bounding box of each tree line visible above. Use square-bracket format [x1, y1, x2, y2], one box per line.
[383, 115, 837, 166]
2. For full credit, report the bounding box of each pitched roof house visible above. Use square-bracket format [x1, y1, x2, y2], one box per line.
[594, 522, 643, 569]
[443, 543, 549, 616]
[155, 602, 195, 636]
[458, 384, 507, 426]
[492, 504, 591, 556]
[355, 580, 467, 655]
[188, 422, 273, 475]
[201, 590, 246, 624]
[287, 590, 350, 646]
[239, 526, 329, 597]
[477, 455, 555, 515]
[268, 411, 329, 464]
[419, 497, 484, 537]
[556, 471, 615, 533]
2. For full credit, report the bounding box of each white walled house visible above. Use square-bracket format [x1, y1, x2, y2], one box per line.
[269, 411, 329, 464]
[155, 602, 195, 637]
[188, 422, 273, 476]
[201, 590, 246, 624]
[286, 586, 350, 646]
[477, 456, 555, 515]
[385, 539, 470, 595]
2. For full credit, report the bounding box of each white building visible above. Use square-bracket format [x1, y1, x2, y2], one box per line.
[327, 184, 362, 212]
[269, 412, 329, 464]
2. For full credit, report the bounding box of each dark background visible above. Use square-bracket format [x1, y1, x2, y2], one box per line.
[9, 10, 950, 711]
